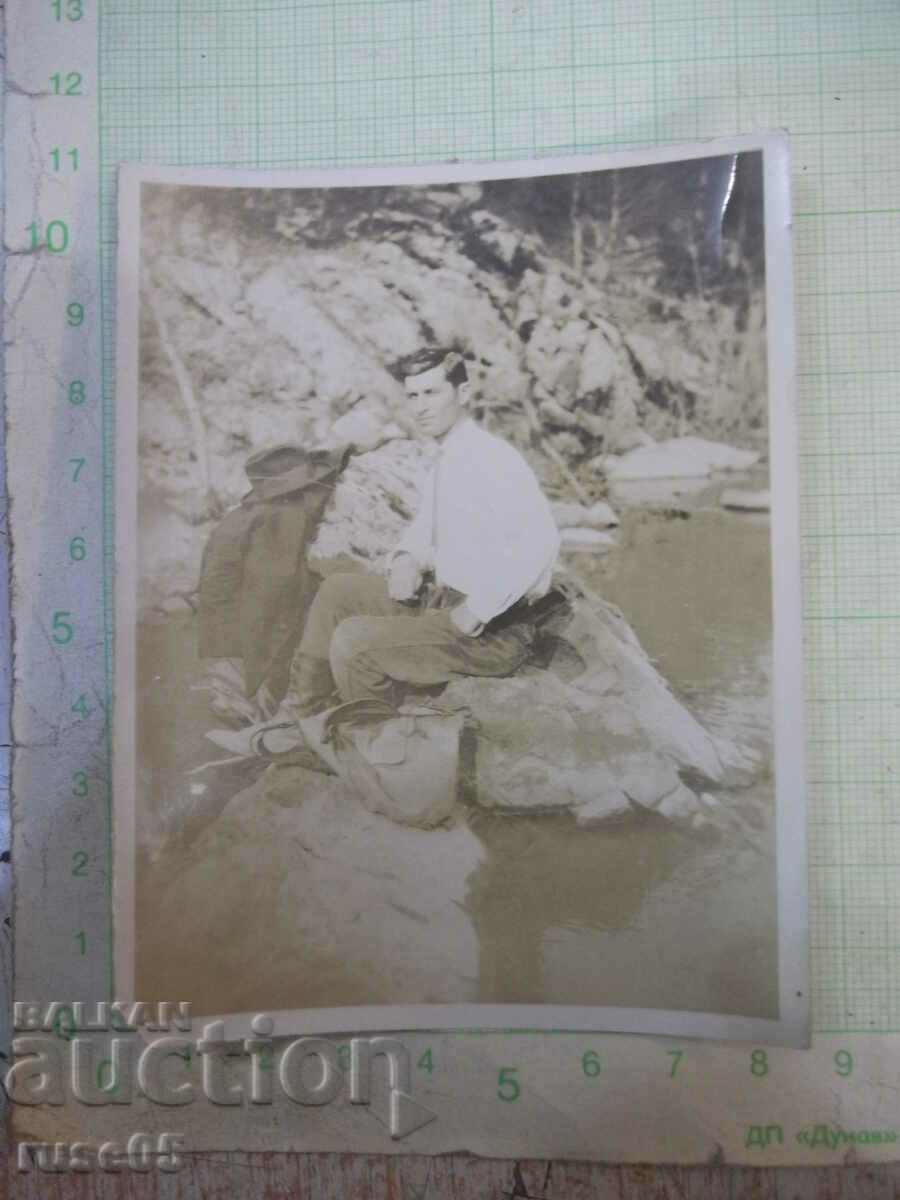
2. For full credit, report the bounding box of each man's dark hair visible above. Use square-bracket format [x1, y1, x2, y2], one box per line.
[390, 347, 468, 388]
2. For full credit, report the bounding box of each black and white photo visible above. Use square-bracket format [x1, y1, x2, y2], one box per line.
[115, 137, 807, 1044]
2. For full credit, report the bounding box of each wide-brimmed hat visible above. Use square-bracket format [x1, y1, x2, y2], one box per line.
[244, 443, 348, 502]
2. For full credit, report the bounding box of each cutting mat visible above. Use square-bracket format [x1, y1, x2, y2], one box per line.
[4, 0, 900, 1169]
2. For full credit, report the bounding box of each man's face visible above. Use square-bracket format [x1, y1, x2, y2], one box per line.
[404, 364, 463, 439]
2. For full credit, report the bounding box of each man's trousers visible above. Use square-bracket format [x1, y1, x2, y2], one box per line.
[297, 572, 533, 704]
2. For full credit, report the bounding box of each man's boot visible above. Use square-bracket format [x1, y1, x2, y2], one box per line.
[205, 653, 336, 762]
[288, 652, 337, 717]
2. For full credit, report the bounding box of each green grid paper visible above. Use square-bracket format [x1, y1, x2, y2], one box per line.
[98, 0, 900, 1034]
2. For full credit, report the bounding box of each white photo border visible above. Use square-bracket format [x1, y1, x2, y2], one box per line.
[114, 132, 809, 1047]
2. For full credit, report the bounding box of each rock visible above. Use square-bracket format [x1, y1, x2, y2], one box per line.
[605, 374, 647, 453]
[308, 439, 438, 574]
[668, 345, 707, 389]
[608, 474, 711, 507]
[559, 318, 591, 353]
[572, 788, 632, 825]
[540, 397, 581, 430]
[244, 264, 413, 410]
[161, 595, 193, 615]
[541, 272, 583, 322]
[721, 487, 770, 512]
[515, 290, 539, 333]
[456, 183, 483, 204]
[424, 188, 471, 212]
[141, 765, 485, 1009]
[560, 528, 615, 552]
[440, 594, 737, 827]
[606, 436, 759, 481]
[560, 602, 729, 781]
[327, 401, 404, 452]
[548, 431, 584, 458]
[483, 227, 521, 265]
[539, 398, 606, 439]
[551, 500, 618, 529]
[625, 332, 665, 381]
[138, 497, 211, 609]
[655, 783, 702, 820]
[525, 304, 643, 421]
[578, 330, 617, 395]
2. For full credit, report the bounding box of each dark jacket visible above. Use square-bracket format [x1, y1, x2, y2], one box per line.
[197, 444, 348, 699]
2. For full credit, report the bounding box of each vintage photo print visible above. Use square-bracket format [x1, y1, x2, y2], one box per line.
[116, 136, 807, 1044]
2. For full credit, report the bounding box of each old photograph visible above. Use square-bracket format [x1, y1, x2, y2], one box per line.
[115, 139, 807, 1043]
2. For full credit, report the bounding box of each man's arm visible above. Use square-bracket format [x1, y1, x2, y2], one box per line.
[449, 600, 484, 636]
[390, 467, 436, 600]
[456, 439, 560, 628]
[394, 467, 435, 567]
[388, 553, 422, 602]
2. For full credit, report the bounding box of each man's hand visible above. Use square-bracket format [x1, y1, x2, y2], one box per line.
[450, 601, 484, 637]
[388, 553, 423, 602]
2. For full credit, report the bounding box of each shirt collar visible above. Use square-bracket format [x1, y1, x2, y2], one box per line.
[440, 415, 476, 451]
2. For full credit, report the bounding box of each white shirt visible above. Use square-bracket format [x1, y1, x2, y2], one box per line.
[395, 418, 560, 625]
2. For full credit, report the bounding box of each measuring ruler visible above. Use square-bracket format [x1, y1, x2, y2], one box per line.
[4, 0, 900, 1167]
[5, 0, 110, 1003]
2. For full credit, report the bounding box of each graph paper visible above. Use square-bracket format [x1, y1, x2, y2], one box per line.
[5, 0, 900, 1167]
[96, 0, 900, 1035]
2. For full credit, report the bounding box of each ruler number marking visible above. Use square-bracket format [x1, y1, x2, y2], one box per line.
[72, 850, 88, 876]
[51, 0, 84, 19]
[751, 1049, 768, 1077]
[27, 220, 69, 253]
[667, 1049, 684, 1077]
[834, 1049, 853, 1077]
[497, 1067, 520, 1102]
[50, 147, 80, 172]
[582, 1050, 601, 1077]
[52, 611, 73, 644]
[50, 71, 83, 96]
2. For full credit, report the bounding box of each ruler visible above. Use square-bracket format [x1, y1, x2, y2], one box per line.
[3, 0, 900, 1167]
[5, 1, 111, 1004]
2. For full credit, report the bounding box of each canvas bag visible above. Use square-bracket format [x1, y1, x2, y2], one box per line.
[322, 699, 464, 829]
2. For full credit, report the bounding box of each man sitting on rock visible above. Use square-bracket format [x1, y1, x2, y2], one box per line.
[289, 347, 562, 716]
[207, 346, 561, 757]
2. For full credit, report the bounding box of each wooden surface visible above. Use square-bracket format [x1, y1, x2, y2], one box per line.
[4, 1155, 900, 1199]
